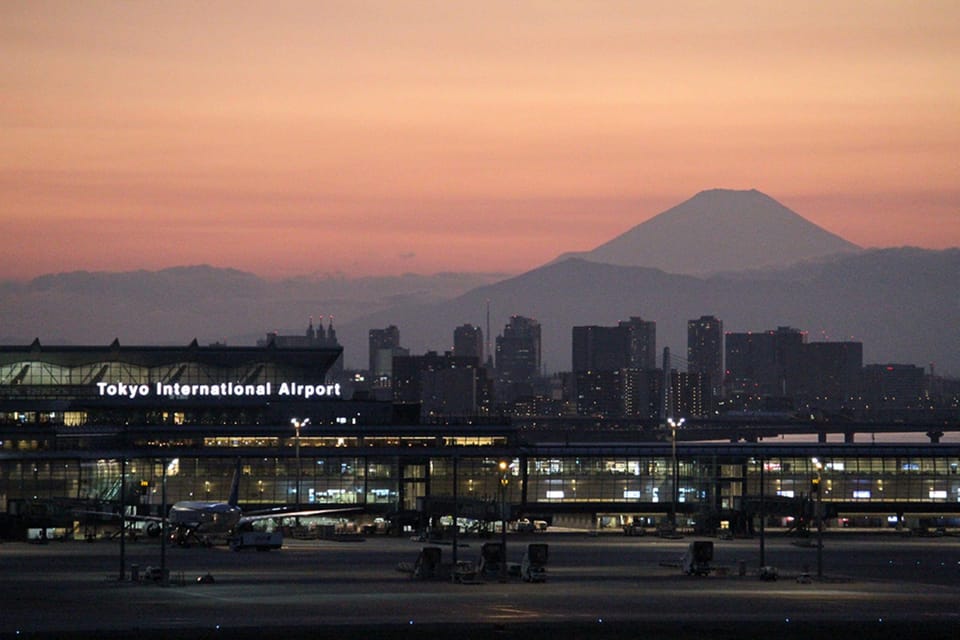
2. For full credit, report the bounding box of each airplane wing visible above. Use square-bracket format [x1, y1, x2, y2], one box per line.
[239, 505, 362, 524]
[73, 509, 163, 522]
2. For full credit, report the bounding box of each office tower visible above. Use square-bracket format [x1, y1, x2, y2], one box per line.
[392, 351, 490, 418]
[572, 318, 659, 418]
[621, 368, 662, 418]
[572, 325, 631, 372]
[575, 370, 623, 417]
[669, 371, 710, 418]
[687, 315, 723, 399]
[795, 341, 863, 409]
[619, 316, 657, 370]
[495, 315, 541, 402]
[725, 326, 805, 400]
[368, 325, 401, 377]
[573, 317, 656, 373]
[453, 324, 484, 362]
[862, 364, 926, 414]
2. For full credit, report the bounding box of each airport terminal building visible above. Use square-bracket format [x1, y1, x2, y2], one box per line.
[2, 340, 959, 537]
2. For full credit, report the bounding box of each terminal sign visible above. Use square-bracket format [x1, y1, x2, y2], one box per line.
[96, 381, 342, 400]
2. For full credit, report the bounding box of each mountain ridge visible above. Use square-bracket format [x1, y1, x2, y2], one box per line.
[0, 249, 956, 375]
[339, 247, 959, 374]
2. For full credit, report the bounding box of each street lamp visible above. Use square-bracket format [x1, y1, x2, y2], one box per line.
[812, 457, 824, 578]
[498, 459, 509, 582]
[758, 457, 766, 567]
[291, 418, 310, 504]
[667, 417, 685, 528]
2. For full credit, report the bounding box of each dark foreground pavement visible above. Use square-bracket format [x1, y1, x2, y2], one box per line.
[2, 532, 959, 639]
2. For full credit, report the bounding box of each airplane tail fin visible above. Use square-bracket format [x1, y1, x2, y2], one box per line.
[228, 458, 241, 507]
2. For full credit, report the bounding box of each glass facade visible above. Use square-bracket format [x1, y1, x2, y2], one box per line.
[4, 451, 959, 516]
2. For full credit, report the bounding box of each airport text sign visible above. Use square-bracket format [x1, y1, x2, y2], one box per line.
[96, 381, 342, 400]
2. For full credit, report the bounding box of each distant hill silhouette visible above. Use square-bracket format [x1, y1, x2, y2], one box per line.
[1, 251, 956, 374]
[554, 188, 861, 275]
[340, 248, 959, 375]
[0, 266, 505, 348]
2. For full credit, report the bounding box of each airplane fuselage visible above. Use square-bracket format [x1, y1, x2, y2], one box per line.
[168, 501, 242, 535]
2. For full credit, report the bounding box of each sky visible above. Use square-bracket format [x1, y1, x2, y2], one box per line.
[2, 1, 959, 281]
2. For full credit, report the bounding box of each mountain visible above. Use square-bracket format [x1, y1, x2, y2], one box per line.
[0, 251, 956, 375]
[339, 248, 960, 375]
[555, 189, 861, 275]
[0, 266, 506, 346]
[1, 190, 955, 376]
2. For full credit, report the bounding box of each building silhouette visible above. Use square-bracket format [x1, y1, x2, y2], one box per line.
[795, 341, 863, 410]
[368, 325, 407, 399]
[369, 325, 402, 375]
[572, 318, 658, 418]
[453, 324, 484, 362]
[619, 316, 657, 370]
[258, 317, 343, 376]
[725, 326, 863, 412]
[725, 326, 805, 403]
[495, 316, 541, 403]
[572, 325, 630, 372]
[862, 363, 927, 420]
[687, 315, 723, 401]
[393, 351, 491, 420]
[669, 371, 710, 418]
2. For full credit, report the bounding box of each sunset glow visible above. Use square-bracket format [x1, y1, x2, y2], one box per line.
[2, 1, 958, 280]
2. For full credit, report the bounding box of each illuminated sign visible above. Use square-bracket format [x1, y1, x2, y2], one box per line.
[96, 381, 342, 400]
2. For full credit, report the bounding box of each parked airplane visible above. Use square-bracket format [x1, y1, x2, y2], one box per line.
[89, 460, 358, 546]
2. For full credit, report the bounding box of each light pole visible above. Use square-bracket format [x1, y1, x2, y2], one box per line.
[498, 459, 509, 582]
[812, 458, 824, 578]
[119, 457, 126, 582]
[758, 457, 766, 567]
[667, 417, 685, 528]
[291, 418, 310, 505]
[452, 455, 459, 577]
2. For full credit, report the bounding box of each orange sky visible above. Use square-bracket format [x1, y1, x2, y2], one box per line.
[2, 1, 958, 280]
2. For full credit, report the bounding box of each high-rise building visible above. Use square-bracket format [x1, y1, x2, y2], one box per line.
[368, 326, 406, 399]
[574, 369, 623, 417]
[621, 368, 663, 419]
[573, 317, 656, 373]
[572, 325, 631, 372]
[862, 363, 926, 416]
[575, 368, 662, 419]
[619, 317, 657, 370]
[795, 341, 863, 409]
[687, 315, 723, 399]
[669, 371, 710, 418]
[725, 326, 805, 399]
[725, 326, 864, 412]
[392, 351, 490, 419]
[571, 317, 658, 418]
[453, 324, 484, 362]
[495, 316, 541, 402]
[368, 325, 401, 376]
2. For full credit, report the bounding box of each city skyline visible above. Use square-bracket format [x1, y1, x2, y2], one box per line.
[3, 1, 959, 281]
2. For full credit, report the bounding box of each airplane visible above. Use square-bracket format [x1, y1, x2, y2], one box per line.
[84, 459, 358, 547]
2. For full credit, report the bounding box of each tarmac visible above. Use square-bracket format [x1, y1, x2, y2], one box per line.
[1, 530, 959, 639]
